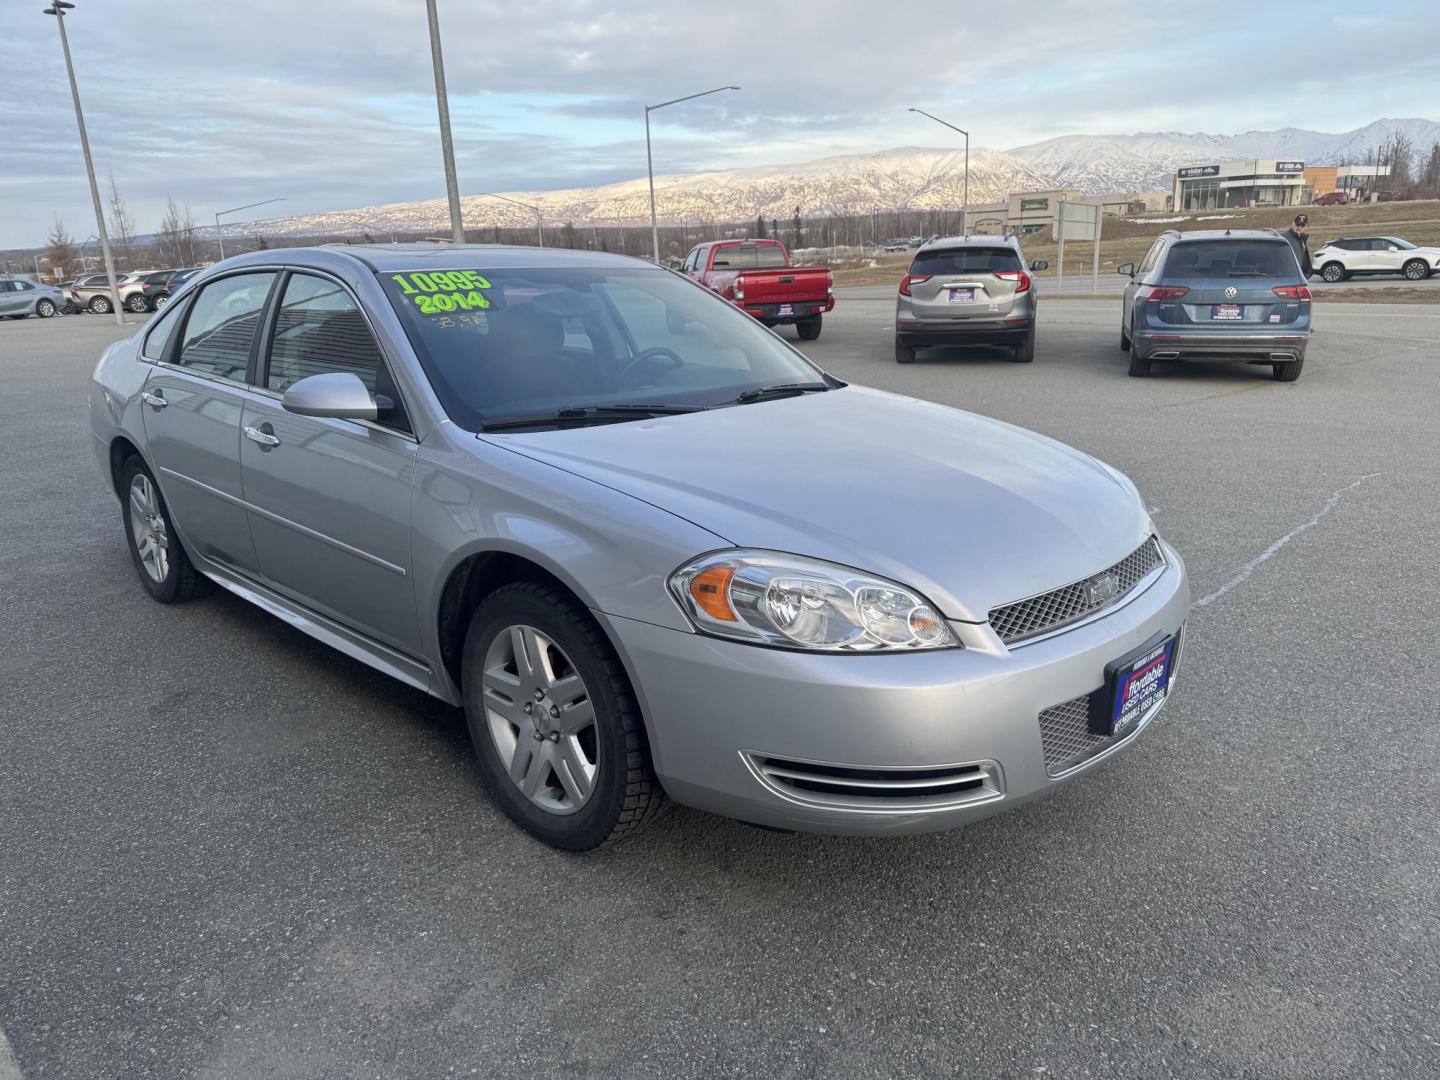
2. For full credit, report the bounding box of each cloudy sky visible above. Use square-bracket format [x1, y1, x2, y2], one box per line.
[2, 0, 1437, 247]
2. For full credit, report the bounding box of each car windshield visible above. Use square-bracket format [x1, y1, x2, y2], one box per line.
[379, 265, 829, 431]
[708, 244, 788, 270]
[1161, 240, 1297, 279]
[909, 248, 1021, 275]
[1384, 237, 1416, 250]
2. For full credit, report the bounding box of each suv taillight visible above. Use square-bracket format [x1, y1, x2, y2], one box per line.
[898, 274, 930, 296]
[1272, 285, 1312, 301]
[994, 270, 1031, 293]
[1142, 285, 1190, 301]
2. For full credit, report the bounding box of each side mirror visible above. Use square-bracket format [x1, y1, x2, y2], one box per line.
[1117, 262, 1135, 277]
[1030, 259, 1049, 271]
[281, 371, 379, 421]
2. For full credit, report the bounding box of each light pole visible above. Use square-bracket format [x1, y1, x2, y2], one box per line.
[909, 108, 969, 237]
[44, 1, 123, 324]
[479, 192, 544, 247]
[645, 86, 740, 263]
[425, 0, 465, 244]
[215, 198, 286, 260]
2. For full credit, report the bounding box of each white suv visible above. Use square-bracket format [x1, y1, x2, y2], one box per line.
[1311, 236, 1439, 282]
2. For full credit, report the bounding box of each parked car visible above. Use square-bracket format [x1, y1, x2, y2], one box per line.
[683, 238, 834, 340]
[55, 281, 86, 314]
[136, 267, 201, 311]
[1118, 229, 1310, 381]
[89, 245, 1188, 849]
[159, 268, 203, 305]
[1310, 236, 1438, 282]
[894, 236, 1048, 363]
[1314, 191, 1350, 206]
[0, 277, 65, 319]
[71, 271, 147, 314]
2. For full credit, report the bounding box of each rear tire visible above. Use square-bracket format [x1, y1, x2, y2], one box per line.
[1272, 355, 1304, 382]
[895, 338, 916, 364]
[1120, 323, 1131, 351]
[154, 293, 170, 309]
[1320, 262, 1346, 283]
[796, 315, 822, 341]
[1403, 259, 1429, 281]
[36, 299, 57, 318]
[89, 295, 113, 314]
[1012, 330, 1035, 362]
[461, 582, 665, 851]
[119, 456, 212, 603]
[125, 294, 150, 313]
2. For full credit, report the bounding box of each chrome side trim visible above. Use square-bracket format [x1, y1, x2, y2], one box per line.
[197, 560, 432, 693]
[156, 465, 406, 577]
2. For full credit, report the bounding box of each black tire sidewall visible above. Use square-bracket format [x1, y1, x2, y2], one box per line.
[119, 457, 183, 602]
[461, 585, 638, 851]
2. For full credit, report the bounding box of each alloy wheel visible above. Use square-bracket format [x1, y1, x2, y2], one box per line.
[128, 473, 170, 583]
[481, 624, 599, 814]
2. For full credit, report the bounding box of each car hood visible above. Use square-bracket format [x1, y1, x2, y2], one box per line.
[486, 386, 1153, 622]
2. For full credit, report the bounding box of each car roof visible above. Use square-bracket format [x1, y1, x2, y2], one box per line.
[217, 243, 659, 275]
[1165, 229, 1287, 242]
[915, 236, 1021, 253]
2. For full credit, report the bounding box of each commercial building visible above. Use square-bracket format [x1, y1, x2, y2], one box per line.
[1171, 160, 1308, 210]
[1336, 165, 1391, 199]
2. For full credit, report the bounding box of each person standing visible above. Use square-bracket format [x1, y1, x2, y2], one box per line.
[1283, 213, 1312, 278]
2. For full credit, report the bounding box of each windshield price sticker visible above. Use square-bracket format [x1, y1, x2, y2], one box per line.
[391, 270, 492, 315]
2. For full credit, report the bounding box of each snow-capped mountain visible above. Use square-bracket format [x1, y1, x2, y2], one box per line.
[218, 118, 1437, 240]
[1006, 118, 1440, 195]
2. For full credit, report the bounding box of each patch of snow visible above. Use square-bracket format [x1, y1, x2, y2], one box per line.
[1197, 214, 1241, 221]
[1127, 215, 1189, 224]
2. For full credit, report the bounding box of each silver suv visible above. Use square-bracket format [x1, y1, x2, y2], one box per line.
[894, 237, 1048, 363]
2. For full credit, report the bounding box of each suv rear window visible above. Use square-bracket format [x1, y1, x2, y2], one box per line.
[1161, 241, 1297, 279]
[909, 248, 1021, 275]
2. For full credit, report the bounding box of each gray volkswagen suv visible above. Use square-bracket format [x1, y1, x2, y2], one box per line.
[1119, 229, 1311, 381]
[91, 245, 1187, 849]
[894, 237, 1048, 363]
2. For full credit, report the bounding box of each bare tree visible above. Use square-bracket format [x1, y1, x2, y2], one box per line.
[155, 196, 202, 266]
[105, 168, 136, 268]
[1421, 141, 1440, 197]
[44, 216, 77, 279]
[1385, 131, 1415, 190]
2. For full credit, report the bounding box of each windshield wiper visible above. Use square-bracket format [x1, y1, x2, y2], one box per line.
[730, 381, 835, 405]
[481, 404, 704, 432]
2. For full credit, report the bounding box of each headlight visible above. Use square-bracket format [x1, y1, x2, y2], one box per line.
[669, 550, 959, 652]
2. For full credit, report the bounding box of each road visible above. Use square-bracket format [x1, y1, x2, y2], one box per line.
[2, 301, 1439, 1079]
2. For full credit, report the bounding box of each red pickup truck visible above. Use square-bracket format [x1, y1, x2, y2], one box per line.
[682, 238, 834, 340]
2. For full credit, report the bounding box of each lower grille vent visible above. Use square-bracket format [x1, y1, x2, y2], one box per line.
[747, 754, 1002, 811]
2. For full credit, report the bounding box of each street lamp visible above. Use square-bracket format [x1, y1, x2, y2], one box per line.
[44, 1, 124, 325]
[478, 192, 544, 247]
[215, 198, 286, 260]
[645, 86, 740, 263]
[909, 108, 969, 237]
[425, 0, 465, 244]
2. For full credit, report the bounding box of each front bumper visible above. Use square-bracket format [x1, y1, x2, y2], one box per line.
[601, 540, 1188, 835]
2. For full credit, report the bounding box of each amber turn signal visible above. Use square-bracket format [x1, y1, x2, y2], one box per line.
[688, 565, 737, 621]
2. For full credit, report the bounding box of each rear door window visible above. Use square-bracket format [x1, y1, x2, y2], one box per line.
[909, 248, 1021, 275]
[1160, 241, 1296, 279]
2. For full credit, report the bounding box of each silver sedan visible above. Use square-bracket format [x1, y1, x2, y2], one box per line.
[89, 245, 1188, 849]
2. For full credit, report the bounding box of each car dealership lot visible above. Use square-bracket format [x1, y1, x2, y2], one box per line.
[3, 303, 1439, 1078]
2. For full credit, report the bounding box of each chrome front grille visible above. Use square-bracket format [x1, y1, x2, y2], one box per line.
[989, 537, 1164, 645]
[746, 754, 1002, 812]
[1037, 694, 1113, 776]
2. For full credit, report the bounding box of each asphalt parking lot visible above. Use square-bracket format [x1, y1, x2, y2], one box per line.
[3, 297, 1439, 1079]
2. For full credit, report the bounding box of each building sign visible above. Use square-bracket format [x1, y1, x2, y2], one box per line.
[1178, 165, 1220, 179]
[1019, 198, 1049, 212]
[1275, 160, 1305, 173]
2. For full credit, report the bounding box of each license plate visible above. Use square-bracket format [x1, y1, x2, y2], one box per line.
[1092, 633, 1178, 738]
[777, 303, 794, 316]
[1211, 304, 1243, 320]
[948, 288, 975, 303]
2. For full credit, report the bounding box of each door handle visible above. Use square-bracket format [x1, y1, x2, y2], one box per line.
[243, 425, 281, 448]
[141, 391, 167, 408]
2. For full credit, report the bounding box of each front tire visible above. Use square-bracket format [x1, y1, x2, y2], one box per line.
[36, 299, 57, 318]
[461, 582, 665, 851]
[89, 295, 113, 314]
[796, 315, 822, 341]
[895, 338, 916, 364]
[1320, 262, 1346, 283]
[1403, 259, 1430, 281]
[119, 457, 211, 603]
